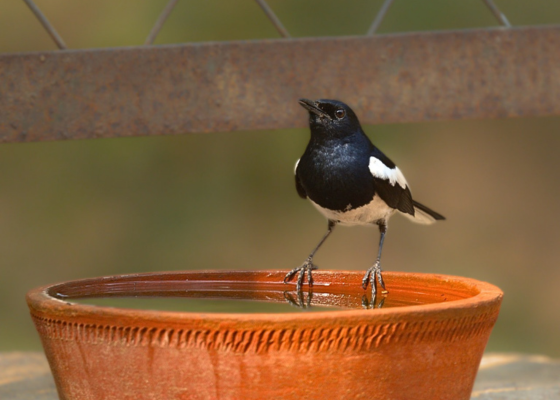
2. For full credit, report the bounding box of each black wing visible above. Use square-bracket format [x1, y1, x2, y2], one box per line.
[373, 177, 415, 216]
[369, 147, 415, 216]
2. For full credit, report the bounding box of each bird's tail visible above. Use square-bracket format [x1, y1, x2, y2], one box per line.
[402, 200, 446, 225]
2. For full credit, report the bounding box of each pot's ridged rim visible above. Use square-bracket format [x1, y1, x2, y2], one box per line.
[26, 271, 503, 327]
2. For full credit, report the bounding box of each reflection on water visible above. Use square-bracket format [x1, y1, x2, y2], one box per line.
[70, 295, 340, 313]
[62, 283, 447, 313]
[282, 291, 386, 310]
[283, 290, 313, 310]
[361, 295, 386, 309]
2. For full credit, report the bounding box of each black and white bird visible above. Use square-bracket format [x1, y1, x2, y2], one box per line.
[284, 98, 445, 296]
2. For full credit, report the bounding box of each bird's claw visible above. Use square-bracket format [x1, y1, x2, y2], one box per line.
[361, 261, 387, 296]
[283, 258, 318, 292]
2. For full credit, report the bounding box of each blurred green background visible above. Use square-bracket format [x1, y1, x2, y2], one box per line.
[1, 0, 559, 357]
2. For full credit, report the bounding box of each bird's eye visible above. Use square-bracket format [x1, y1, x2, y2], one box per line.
[335, 109, 346, 119]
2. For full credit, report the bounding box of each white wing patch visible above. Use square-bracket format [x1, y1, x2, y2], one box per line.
[294, 158, 300, 175]
[368, 157, 408, 189]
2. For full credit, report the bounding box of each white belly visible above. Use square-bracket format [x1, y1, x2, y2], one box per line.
[309, 195, 395, 226]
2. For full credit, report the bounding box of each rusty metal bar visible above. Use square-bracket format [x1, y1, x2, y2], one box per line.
[254, 0, 291, 38]
[145, 0, 179, 45]
[22, 0, 67, 50]
[367, 0, 395, 35]
[482, 0, 511, 28]
[1, 26, 559, 143]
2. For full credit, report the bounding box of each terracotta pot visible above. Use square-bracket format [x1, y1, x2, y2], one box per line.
[27, 270, 502, 400]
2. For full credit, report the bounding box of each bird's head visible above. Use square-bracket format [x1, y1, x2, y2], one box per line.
[298, 98, 361, 138]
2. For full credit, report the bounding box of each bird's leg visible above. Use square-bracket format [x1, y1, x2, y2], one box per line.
[362, 221, 388, 297]
[284, 220, 336, 291]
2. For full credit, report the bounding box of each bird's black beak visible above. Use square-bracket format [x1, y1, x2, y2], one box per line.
[298, 98, 331, 120]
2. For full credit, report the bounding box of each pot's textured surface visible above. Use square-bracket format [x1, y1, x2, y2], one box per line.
[27, 271, 503, 400]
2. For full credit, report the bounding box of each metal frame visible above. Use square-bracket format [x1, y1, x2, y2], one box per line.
[22, 0, 67, 49]
[2, 26, 559, 143]
[4, 1, 557, 144]
[22, 0, 512, 49]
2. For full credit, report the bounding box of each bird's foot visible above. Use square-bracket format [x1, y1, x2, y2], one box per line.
[283, 258, 317, 292]
[361, 261, 387, 297]
[284, 290, 313, 309]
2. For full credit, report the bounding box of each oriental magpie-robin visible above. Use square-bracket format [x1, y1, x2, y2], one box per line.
[284, 99, 445, 296]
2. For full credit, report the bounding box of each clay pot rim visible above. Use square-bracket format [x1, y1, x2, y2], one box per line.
[27, 270, 503, 324]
